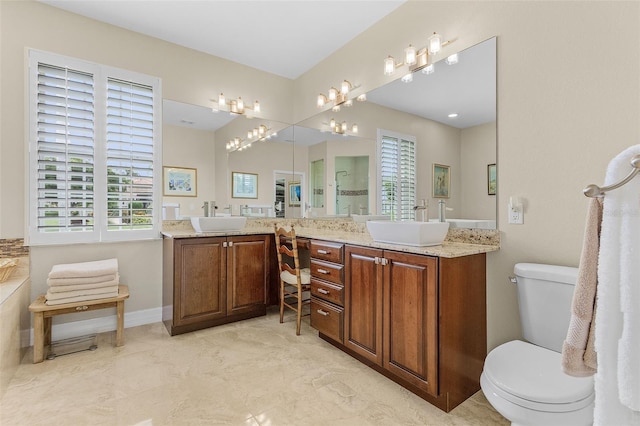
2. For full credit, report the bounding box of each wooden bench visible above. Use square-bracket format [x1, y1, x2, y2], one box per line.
[28, 285, 129, 363]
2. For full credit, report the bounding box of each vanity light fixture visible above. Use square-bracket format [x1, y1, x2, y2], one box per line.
[317, 79, 364, 110]
[326, 119, 358, 135]
[227, 124, 273, 153]
[213, 93, 261, 116]
[384, 31, 455, 76]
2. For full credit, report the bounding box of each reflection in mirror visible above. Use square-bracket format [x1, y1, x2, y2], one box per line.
[335, 156, 369, 215]
[162, 99, 295, 218]
[295, 37, 497, 228]
[310, 159, 324, 209]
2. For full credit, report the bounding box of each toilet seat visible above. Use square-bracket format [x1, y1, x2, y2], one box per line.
[483, 340, 594, 412]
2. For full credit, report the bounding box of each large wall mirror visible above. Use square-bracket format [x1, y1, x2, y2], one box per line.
[295, 37, 497, 228]
[162, 37, 496, 228]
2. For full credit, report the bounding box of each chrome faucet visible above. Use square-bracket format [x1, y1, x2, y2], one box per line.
[413, 199, 427, 222]
[210, 201, 217, 216]
[202, 201, 209, 217]
[438, 200, 446, 222]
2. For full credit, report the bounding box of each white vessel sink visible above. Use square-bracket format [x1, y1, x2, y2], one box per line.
[366, 221, 450, 247]
[190, 216, 247, 233]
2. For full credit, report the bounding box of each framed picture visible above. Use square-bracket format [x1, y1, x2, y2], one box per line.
[163, 166, 197, 197]
[432, 163, 450, 198]
[488, 163, 497, 195]
[289, 181, 301, 207]
[232, 171, 258, 199]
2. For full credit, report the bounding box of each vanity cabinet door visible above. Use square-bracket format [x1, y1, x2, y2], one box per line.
[226, 235, 268, 315]
[344, 245, 384, 366]
[174, 237, 227, 326]
[383, 251, 439, 396]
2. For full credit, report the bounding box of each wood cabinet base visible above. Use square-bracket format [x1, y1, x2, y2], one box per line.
[319, 332, 475, 413]
[164, 305, 266, 336]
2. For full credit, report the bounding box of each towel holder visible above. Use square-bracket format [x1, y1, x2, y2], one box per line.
[583, 154, 640, 198]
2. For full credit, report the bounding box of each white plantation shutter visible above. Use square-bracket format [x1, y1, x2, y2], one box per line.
[29, 51, 161, 245]
[378, 130, 416, 220]
[106, 78, 155, 232]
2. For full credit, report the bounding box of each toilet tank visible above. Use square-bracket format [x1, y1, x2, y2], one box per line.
[514, 263, 578, 353]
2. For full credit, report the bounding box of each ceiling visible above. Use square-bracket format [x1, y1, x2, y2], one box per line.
[41, 0, 495, 131]
[39, 0, 406, 79]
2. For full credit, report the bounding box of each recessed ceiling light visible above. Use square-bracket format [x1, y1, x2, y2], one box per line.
[448, 113, 458, 118]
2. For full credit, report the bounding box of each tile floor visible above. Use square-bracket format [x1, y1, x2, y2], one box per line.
[0, 308, 508, 425]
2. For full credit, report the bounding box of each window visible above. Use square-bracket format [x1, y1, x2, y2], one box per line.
[377, 129, 416, 221]
[28, 50, 161, 245]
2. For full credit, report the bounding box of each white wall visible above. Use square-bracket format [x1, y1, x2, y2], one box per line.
[460, 122, 497, 220]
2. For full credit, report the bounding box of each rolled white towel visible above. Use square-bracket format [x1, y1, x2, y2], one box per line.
[48, 258, 118, 279]
[47, 273, 119, 287]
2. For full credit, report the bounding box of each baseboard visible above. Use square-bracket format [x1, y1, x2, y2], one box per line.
[21, 307, 162, 347]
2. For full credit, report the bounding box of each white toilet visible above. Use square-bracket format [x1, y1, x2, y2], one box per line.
[481, 263, 594, 426]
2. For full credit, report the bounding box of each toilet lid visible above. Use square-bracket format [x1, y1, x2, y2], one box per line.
[484, 340, 594, 405]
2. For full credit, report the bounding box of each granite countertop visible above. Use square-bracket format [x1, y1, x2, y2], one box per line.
[162, 219, 499, 258]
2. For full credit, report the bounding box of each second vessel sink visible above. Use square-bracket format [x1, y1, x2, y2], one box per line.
[366, 220, 450, 247]
[190, 216, 247, 233]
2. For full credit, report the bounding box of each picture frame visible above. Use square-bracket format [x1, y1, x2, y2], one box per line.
[232, 171, 258, 199]
[488, 163, 497, 195]
[163, 166, 197, 197]
[432, 163, 450, 198]
[289, 181, 301, 207]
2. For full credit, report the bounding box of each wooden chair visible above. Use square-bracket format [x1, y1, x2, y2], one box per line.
[274, 225, 311, 335]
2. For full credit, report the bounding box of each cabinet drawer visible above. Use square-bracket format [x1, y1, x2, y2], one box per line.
[310, 241, 344, 264]
[311, 278, 344, 307]
[311, 298, 343, 343]
[311, 259, 344, 285]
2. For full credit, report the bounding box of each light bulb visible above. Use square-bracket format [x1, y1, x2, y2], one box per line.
[330, 118, 336, 128]
[236, 97, 244, 112]
[357, 93, 367, 102]
[341, 121, 347, 132]
[332, 105, 341, 112]
[422, 64, 435, 75]
[428, 32, 442, 54]
[384, 56, 395, 75]
[253, 100, 260, 113]
[351, 123, 358, 133]
[247, 131, 253, 139]
[328, 87, 337, 101]
[341, 80, 351, 95]
[404, 44, 417, 65]
[218, 93, 225, 106]
[317, 94, 326, 108]
[445, 53, 459, 65]
[401, 72, 413, 83]
[344, 99, 353, 107]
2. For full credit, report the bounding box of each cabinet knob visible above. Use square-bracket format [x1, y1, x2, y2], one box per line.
[317, 268, 329, 274]
[317, 249, 329, 255]
[318, 288, 330, 295]
[316, 309, 329, 316]
[75, 306, 89, 311]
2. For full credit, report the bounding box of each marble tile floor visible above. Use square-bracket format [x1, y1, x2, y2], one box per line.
[0, 307, 508, 426]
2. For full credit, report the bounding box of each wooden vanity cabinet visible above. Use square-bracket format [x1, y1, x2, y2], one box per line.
[309, 240, 345, 342]
[163, 235, 269, 335]
[323, 244, 486, 413]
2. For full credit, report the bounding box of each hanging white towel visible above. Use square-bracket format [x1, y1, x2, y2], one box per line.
[594, 144, 640, 425]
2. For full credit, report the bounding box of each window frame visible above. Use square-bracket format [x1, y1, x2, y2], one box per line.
[27, 50, 162, 245]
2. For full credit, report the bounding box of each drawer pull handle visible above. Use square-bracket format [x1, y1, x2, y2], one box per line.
[75, 306, 89, 311]
[317, 268, 329, 274]
[317, 249, 330, 255]
[318, 288, 330, 295]
[316, 309, 329, 316]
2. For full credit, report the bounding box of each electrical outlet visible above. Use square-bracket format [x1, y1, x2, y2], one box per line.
[508, 204, 524, 224]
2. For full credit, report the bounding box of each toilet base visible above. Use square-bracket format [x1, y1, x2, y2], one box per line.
[481, 373, 593, 426]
